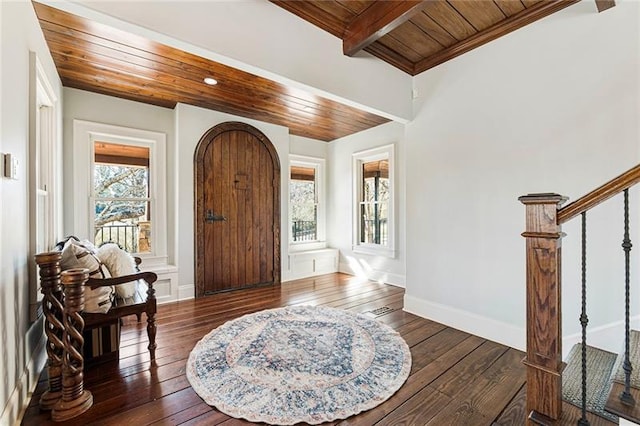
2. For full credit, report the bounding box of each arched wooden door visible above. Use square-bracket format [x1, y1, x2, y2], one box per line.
[195, 122, 280, 297]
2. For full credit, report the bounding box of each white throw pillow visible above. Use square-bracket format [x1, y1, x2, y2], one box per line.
[97, 243, 138, 298]
[60, 239, 113, 314]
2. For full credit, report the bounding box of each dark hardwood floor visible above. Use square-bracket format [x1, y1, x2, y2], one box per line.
[21, 273, 616, 425]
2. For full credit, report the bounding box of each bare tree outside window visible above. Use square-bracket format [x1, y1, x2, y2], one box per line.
[93, 142, 151, 253]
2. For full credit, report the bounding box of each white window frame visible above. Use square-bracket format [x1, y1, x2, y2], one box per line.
[352, 144, 396, 258]
[29, 52, 60, 321]
[289, 154, 326, 252]
[73, 120, 168, 267]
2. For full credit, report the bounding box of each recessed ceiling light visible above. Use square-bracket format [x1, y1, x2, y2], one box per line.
[204, 77, 218, 86]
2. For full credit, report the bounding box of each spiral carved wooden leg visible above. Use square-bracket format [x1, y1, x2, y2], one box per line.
[52, 268, 93, 422]
[35, 252, 65, 410]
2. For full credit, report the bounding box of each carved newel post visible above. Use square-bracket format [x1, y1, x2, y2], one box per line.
[35, 252, 65, 410]
[52, 268, 93, 422]
[519, 193, 567, 424]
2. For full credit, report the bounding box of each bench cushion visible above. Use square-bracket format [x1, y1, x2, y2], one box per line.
[98, 243, 138, 298]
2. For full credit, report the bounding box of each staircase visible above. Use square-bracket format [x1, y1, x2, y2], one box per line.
[520, 164, 640, 425]
[563, 330, 640, 424]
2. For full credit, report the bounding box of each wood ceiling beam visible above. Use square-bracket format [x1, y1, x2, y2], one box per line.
[595, 0, 615, 12]
[343, 0, 426, 56]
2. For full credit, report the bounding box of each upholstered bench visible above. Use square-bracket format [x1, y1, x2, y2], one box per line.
[36, 237, 158, 363]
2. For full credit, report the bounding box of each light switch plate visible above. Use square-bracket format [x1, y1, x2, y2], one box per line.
[3, 153, 18, 179]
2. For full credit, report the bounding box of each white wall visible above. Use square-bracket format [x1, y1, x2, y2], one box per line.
[62, 88, 177, 264]
[290, 135, 328, 159]
[404, 1, 640, 352]
[0, 1, 62, 424]
[41, 0, 413, 123]
[175, 103, 297, 297]
[328, 122, 406, 287]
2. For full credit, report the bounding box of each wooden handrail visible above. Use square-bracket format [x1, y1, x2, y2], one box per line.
[558, 164, 640, 224]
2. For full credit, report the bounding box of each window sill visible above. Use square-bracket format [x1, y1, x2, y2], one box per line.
[352, 244, 396, 258]
[289, 241, 327, 253]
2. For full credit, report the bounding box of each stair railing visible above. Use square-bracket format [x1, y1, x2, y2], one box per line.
[520, 163, 640, 424]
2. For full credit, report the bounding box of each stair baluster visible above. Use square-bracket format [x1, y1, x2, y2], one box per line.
[579, 212, 590, 426]
[620, 189, 635, 406]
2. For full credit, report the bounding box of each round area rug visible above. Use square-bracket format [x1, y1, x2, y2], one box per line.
[186, 305, 412, 425]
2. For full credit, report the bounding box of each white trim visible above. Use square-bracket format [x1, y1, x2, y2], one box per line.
[287, 248, 339, 281]
[403, 294, 526, 351]
[0, 335, 46, 426]
[73, 120, 168, 266]
[339, 261, 405, 288]
[562, 315, 640, 359]
[352, 144, 396, 258]
[178, 284, 195, 301]
[28, 52, 60, 321]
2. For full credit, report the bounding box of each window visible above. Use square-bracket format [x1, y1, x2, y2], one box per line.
[289, 155, 325, 248]
[353, 144, 395, 257]
[360, 159, 389, 245]
[290, 165, 317, 242]
[73, 120, 167, 266]
[93, 142, 151, 253]
[29, 52, 60, 321]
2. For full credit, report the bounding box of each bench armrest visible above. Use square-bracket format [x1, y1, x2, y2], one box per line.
[86, 271, 157, 289]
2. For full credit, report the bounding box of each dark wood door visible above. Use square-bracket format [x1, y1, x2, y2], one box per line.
[195, 122, 280, 296]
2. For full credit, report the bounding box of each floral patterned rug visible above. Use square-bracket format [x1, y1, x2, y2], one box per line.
[186, 305, 412, 425]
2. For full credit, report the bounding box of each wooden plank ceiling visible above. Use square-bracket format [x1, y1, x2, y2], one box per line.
[271, 0, 581, 75]
[32, 2, 390, 142]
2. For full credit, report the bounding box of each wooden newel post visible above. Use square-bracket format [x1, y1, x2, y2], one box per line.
[34, 252, 65, 410]
[52, 268, 93, 422]
[519, 193, 567, 424]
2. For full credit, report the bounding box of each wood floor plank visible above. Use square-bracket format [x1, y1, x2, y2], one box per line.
[374, 385, 452, 425]
[94, 387, 203, 425]
[429, 340, 509, 397]
[149, 402, 214, 425]
[410, 327, 471, 374]
[426, 348, 526, 425]
[176, 409, 231, 426]
[492, 384, 526, 425]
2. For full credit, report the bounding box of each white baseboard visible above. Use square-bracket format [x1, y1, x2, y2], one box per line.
[178, 284, 194, 301]
[403, 294, 525, 351]
[338, 262, 405, 288]
[1, 335, 47, 426]
[563, 315, 640, 359]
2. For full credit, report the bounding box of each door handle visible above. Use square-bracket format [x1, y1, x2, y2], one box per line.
[205, 210, 227, 222]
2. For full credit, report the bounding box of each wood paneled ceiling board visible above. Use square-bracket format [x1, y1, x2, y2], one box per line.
[494, 0, 527, 17]
[336, 0, 377, 15]
[422, 1, 479, 40]
[271, 0, 583, 75]
[33, 2, 390, 142]
[448, 1, 507, 31]
[409, 12, 459, 48]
